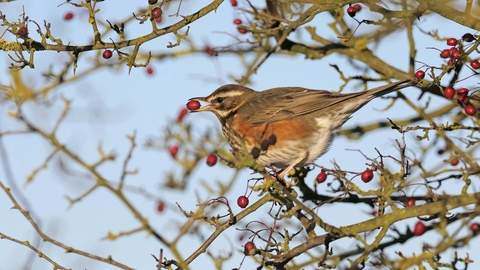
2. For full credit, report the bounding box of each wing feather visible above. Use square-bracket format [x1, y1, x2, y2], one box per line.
[239, 87, 361, 125]
[239, 80, 412, 126]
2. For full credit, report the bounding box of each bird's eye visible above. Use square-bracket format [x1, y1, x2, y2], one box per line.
[215, 97, 224, 103]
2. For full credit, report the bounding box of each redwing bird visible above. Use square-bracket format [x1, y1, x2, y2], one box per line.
[190, 79, 414, 178]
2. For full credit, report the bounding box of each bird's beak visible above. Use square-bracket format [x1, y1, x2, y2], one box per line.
[189, 97, 212, 112]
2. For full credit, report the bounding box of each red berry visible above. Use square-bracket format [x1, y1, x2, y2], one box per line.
[64, 12, 74, 21]
[406, 198, 416, 207]
[462, 33, 475, 42]
[146, 66, 154, 75]
[444, 86, 455, 99]
[451, 48, 461, 59]
[440, 49, 450, 59]
[155, 16, 162, 24]
[156, 201, 165, 212]
[471, 60, 480, 69]
[18, 27, 28, 37]
[206, 154, 217, 166]
[169, 145, 179, 158]
[243, 242, 256, 256]
[238, 28, 247, 34]
[457, 95, 469, 106]
[414, 70, 425, 79]
[465, 104, 477, 116]
[352, 4, 361, 12]
[230, 0, 237, 6]
[347, 6, 356, 17]
[205, 46, 215, 56]
[413, 221, 426, 236]
[450, 158, 459, 166]
[186, 100, 201, 111]
[316, 171, 327, 183]
[152, 7, 163, 18]
[457, 87, 469, 96]
[470, 223, 479, 233]
[233, 18, 242, 25]
[361, 169, 374, 183]
[102, 50, 113, 59]
[448, 47, 462, 59]
[446, 38, 458, 46]
[447, 59, 456, 66]
[237, 195, 249, 208]
[176, 108, 188, 122]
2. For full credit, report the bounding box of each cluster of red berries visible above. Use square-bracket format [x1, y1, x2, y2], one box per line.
[417, 34, 477, 85]
[438, 34, 476, 66]
[436, 34, 479, 116]
[346, 4, 362, 17]
[444, 85, 476, 115]
[440, 39, 462, 66]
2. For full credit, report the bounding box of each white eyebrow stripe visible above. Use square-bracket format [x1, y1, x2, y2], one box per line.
[211, 90, 245, 98]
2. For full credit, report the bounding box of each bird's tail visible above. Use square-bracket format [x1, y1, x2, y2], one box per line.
[331, 79, 415, 131]
[366, 79, 415, 99]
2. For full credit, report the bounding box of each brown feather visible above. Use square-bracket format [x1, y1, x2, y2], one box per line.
[239, 79, 413, 125]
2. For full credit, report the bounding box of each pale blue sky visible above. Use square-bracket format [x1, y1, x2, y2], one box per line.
[1, 1, 479, 269]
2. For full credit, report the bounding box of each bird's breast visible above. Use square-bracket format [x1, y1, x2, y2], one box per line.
[223, 114, 324, 167]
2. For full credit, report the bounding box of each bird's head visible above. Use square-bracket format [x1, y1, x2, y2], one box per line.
[189, 84, 255, 119]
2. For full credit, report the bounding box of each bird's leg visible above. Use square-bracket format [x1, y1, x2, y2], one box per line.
[276, 152, 308, 187]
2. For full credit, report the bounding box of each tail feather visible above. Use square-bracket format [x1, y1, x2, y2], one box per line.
[366, 79, 414, 99]
[336, 79, 415, 125]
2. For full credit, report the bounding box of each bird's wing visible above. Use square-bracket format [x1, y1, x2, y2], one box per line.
[239, 80, 412, 126]
[238, 87, 360, 125]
